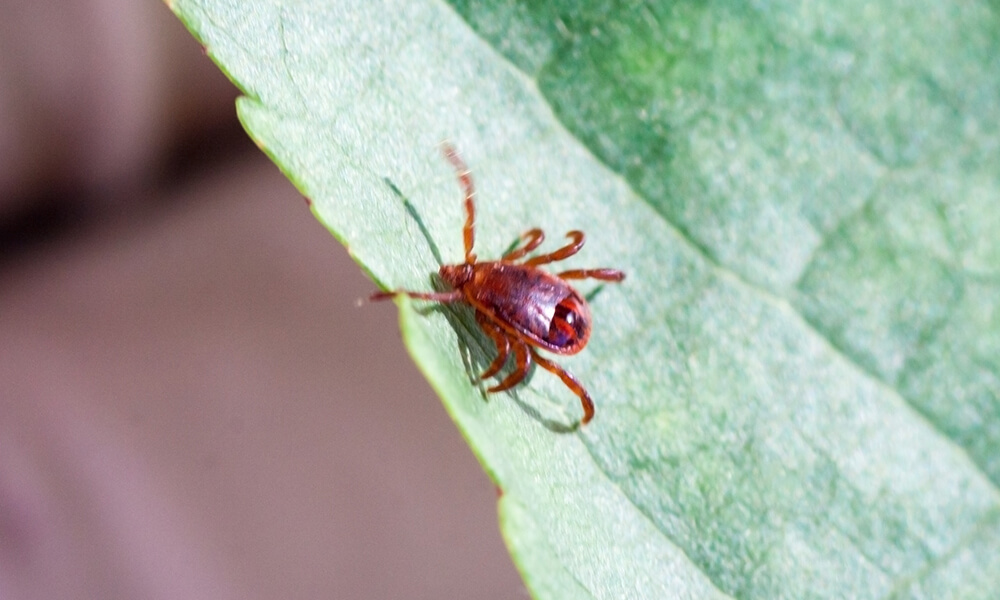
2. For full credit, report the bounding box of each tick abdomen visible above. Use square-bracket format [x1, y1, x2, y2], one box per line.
[465, 262, 591, 354]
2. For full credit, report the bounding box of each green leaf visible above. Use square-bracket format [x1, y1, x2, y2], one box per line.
[168, 0, 1000, 598]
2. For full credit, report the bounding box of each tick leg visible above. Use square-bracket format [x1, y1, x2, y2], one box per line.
[476, 313, 510, 380]
[370, 289, 463, 302]
[524, 231, 585, 266]
[488, 338, 531, 393]
[502, 228, 545, 262]
[557, 268, 626, 282]
[529, 348, 595, 425]
[442, 143, 477, 264]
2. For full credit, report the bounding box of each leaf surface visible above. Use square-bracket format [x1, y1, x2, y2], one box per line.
[168, 0, 1000, 597]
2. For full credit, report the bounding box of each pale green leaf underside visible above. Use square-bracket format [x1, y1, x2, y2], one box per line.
[168, 0, 1000, 598]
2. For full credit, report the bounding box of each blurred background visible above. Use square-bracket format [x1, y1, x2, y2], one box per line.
[0, 1, 524, 598]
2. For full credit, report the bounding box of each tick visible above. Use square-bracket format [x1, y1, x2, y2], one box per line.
[372, 145, 624, 425]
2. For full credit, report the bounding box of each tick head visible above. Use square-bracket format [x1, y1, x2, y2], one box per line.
[439, 263, 473, 289]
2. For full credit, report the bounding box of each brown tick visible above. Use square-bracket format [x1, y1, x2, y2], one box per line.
[372, 145, 624, 425]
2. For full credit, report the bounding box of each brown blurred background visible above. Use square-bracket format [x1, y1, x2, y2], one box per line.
[0, 2, 524, 598]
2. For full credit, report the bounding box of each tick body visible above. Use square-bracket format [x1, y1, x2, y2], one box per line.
[372, 145, 624, 425]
